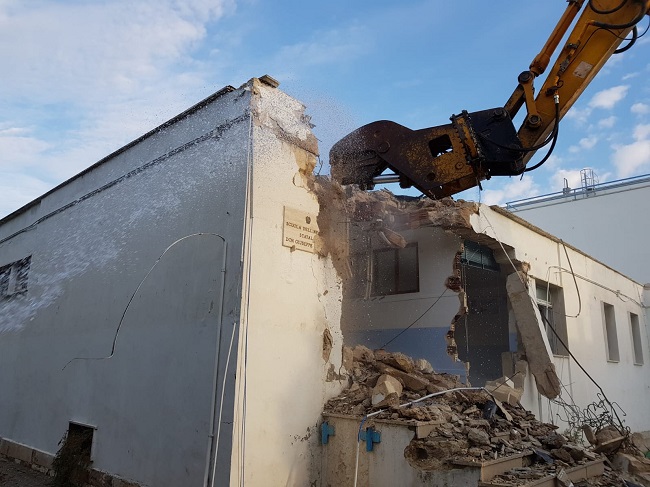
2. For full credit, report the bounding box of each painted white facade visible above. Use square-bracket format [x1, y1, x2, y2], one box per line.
[0, 78, 346, 487]
[476, 206, 649, 433]
[229, 81, 345, 486]
[506, 175, 650, 285]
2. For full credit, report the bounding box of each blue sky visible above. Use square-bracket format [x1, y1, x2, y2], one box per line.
[1, 0, 649, 217]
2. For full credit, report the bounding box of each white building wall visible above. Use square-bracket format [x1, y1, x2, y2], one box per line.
[472, 207, 649, 433]
[0, 87, 253, 486]
[230, 80, 345, 486]
[509, 179, 650, 284]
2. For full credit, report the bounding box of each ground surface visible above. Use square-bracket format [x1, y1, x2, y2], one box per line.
[0, 456, 50, 487]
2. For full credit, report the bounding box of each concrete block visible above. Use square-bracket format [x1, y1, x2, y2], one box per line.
[376, 363, 429, 391]
[0, 438, 10, 456]
[372, 374, 403, 406]
[6, 441, 32, 463]
[414, 358, 434, 374]
[506, 272, 560, 399]
[485, 379, 523, 406]
[31, 449, 54, 469]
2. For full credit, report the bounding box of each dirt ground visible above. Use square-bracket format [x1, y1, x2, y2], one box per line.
[0, 456, 51, 487]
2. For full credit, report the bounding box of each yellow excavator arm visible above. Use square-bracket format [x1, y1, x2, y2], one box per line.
[330, 0, 650, 199]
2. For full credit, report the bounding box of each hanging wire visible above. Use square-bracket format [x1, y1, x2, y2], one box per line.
[478, 210, 629, 436]
[62, 233, 226, 371]
[378, 288, 449, 349]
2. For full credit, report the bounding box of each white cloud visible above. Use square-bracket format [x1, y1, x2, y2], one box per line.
[612, 123, 650, 177]
[622, 72, 639, 80]
[598, 116, 617, 128]
[568, 136, 598, 153]
[541, 154, 562, 170]
[0, 129, 51, 168]
[566, 86, 629, 126]
[634, 124, 650, 140]
[275, 25, 370, 69]
[564, 106, 591, 124]
[480, 177, 540, 206]
[0, 173, 53, 218]
[0, 0, 235, 218]
[549, 169, 583, 191]
[588, 85, 628, 110]
[631, 103, 650, 115]
[0, 1, 233, 103]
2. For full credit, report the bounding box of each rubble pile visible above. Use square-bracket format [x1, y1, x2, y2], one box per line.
[324, 345, 650, 486]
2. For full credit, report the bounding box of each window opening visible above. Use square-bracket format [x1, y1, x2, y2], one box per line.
[0, 256, 31, 299]
[461, 240, 500, 272]
[53, 422, 95, 486]
[535, 281, 569, 356]
[372, 243, 419, 295]
[630, 312, 644, 365]
[603, 302, 619, 362]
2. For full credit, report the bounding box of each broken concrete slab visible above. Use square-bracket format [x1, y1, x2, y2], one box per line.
[485, 379, 524, 406]
[372, 374, 403, 406]
[375, 362, 429, 391]
[506, 272, 561, 399]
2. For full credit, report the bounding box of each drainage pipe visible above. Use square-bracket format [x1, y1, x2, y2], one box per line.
[202, 237, 228, 487]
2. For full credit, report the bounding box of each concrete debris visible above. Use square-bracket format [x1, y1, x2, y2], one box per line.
[485, 379, 524, 406]
[631, 433, 650, 455]
[371, 374, 403, 407]
[506, 272, 561, 399]
[414, 358, 434, 375]
[323, 346, 649, 487]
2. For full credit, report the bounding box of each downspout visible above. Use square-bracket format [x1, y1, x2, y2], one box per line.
[203, 238, 228, 487]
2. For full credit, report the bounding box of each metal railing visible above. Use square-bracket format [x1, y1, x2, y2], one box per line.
[505, 173, 650, 211]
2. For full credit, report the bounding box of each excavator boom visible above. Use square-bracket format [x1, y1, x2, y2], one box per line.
[330, 0, 649, 198]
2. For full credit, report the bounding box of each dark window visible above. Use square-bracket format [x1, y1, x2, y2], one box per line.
[372, 244, 419, 295]
[0, 256, 32, 299]
[536, 281, 568, 356]
[630, 312, 644, 365]
[603, 302, 619, 362]
[461, 240, 500, 271]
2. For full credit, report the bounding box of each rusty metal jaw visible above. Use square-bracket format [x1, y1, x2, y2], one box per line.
[329, 109, 525, 199]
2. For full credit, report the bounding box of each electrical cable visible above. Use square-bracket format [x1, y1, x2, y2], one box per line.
[560, 240, 582, 318]
[540, 310, 626, 434]
[62, 233, 226, 371]
[210, 320, 238, 487]
[589, 0, 628, 15]
[523, 96, 561, 173]
[477, 210, 628, 435]
[614, 25, 638, 53]
[591, 0, 647, 29]
[377, 288, 448, 349]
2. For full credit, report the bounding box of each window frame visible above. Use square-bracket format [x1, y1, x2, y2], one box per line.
[534, 280, 569, 357]
[0, 256, 31, 299]
[602, 302, 620, 363]
[371, 243, 419, 296]
[629, 312, 644, 366]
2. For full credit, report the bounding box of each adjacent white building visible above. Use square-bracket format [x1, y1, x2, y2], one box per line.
[506, 170, 650, 285]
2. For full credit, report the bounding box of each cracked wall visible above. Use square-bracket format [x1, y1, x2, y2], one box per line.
[315, 189, 566, 398]
[230, 78, 346, 487]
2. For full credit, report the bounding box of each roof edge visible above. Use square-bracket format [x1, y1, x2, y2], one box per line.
[0, 85, 237, 226]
